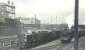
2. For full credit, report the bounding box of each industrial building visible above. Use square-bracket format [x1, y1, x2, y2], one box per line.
[0, 1, 19, 50]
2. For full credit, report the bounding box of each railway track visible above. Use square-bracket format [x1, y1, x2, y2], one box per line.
[27, 42, 73, 50]
[28, 42, 63, 50]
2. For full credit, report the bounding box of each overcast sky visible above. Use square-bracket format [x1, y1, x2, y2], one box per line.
[0, 0, 85, 26]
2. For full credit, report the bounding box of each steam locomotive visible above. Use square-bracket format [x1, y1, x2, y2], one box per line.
[24, 30, 62, 48]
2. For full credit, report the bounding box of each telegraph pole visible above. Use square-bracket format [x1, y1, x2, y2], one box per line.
[34, 14, 37, 24]
[56, 16, 57, 24]
[74, 0, 79, 50]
